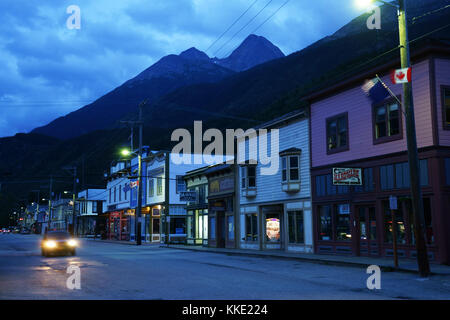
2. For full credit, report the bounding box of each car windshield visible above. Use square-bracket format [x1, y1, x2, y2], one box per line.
[46, 232, 71, 240]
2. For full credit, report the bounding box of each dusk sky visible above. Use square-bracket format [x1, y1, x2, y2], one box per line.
[0, 0, 368, 138]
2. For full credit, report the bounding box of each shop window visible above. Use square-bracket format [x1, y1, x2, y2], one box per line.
[326, 113, 348, 154]
[315, 174, 349, 197]
[354, 168, 375, 193]
[210, 217, 216, 240]
[335, 204, 351, 241]
[157, 177, 163, 196]
[119, 185, 122, 201]
[373, 100, 401, 143]
[170, 218, 185, 235]
[288, 211, 304, 244]
[443, 87, 450, 129]
[265, 214, 281, 243]
[152, 218, 160, 234]
[383, 200, 407, 244]
[227, 215, 234, 241]
[318, 205, 332, 241]
[92, 201, 97, 213]
[245, 214, 258, 241]
[114, 186, 116, 202]
[176, 175, 186, 193]
[109, 188, 111, 203]
[148, 178, 154, 197]
[381, 160, 428, 190]
[203, 213, 208, 240]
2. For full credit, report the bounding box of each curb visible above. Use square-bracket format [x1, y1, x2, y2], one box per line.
[162, 245, 448, 276]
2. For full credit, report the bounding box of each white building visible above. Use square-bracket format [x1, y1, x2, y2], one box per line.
[144, 151, 207, 244]
[238, 109, 313, 253]
[77, 189, 107, 236]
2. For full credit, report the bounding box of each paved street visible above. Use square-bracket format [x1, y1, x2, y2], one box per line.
[1, 233, 450, 300]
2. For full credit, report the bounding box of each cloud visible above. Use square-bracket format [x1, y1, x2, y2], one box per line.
[0, 0, 362, 137]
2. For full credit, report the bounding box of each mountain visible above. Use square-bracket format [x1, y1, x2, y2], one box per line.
[212, 34, 285, 72]
[31, 35, 284, 140]
[0, 0, 449, 216]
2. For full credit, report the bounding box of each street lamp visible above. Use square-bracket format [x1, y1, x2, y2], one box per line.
[121, 149, 131, 156]
[356, 0, 430, 277]
[119, 148, 143, 246]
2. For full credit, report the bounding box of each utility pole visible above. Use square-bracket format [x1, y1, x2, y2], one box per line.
[120, 100, 147, 245]
[398, 0, 429, 277]
[136, 100, 147, 246]
[72, 167, 77, 236]
[48, 176, 53, 232]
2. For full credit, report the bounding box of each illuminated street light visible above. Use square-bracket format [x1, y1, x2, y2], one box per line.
[355, 0, 374, 9]
[121, 149, 131, 156]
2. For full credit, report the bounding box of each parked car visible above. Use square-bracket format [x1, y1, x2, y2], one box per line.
[41, 231, 78, 257]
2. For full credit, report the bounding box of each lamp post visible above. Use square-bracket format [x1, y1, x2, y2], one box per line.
[356, 0, 430, 277]
[120, 99, 147, 245]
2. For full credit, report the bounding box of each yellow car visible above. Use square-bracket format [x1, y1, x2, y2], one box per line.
[41, 231, 78, 257]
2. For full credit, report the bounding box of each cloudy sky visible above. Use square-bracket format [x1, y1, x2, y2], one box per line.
[0, 0, 367, 138]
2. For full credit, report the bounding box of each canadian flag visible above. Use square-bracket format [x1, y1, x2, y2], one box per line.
[391, 67, 411, 84]
[130, 180, 139, 188]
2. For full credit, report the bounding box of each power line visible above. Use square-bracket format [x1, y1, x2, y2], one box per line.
[224, 0, 291, 58]
[205, 0, 259, 53]
[411, 4, 450, 24]
[213, 0, 274, 58]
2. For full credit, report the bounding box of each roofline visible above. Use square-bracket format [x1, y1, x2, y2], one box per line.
[303, 42, 450, 103]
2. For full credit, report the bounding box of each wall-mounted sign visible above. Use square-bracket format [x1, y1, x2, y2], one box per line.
[209, 177, 234, 194]
[332, 168, 362, 185]
[180, 191, 197, 202]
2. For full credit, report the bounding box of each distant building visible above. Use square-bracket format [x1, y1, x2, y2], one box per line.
[77, 189, 106, 236]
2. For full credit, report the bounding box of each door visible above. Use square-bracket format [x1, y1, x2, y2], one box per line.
[217, 211, 226, 248]
[356, 206, 378, 256]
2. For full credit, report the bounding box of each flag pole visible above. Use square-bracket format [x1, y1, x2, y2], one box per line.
[375, 74, 405, 116]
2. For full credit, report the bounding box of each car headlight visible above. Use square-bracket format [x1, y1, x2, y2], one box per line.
[67, 239, 77, 247]
[44, 240, 57, 248]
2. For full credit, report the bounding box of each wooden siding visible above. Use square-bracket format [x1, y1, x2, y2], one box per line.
[311, 59, 434, 168]
[435, 58, 450, 146]
[239, 118, 311, 205]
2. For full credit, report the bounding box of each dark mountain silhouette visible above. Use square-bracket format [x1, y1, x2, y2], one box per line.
[212, 34, 285, 71]
[0, 0, 449, 209]
[31, 35, 284, 140]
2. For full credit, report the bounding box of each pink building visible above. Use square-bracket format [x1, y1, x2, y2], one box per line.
[307, 43, 450, 264]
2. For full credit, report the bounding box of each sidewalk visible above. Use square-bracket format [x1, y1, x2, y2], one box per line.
[162, 244, 450, 276]
[84, 237, 160, 246]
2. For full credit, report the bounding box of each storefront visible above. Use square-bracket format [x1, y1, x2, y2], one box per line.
[106, 210, 130, 241]
[184, 166, 210, 246]
[205, 164, 237, 249]
[312, 151, 450, 263]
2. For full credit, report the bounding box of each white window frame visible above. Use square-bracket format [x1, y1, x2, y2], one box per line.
[281, 155, 300, 182]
